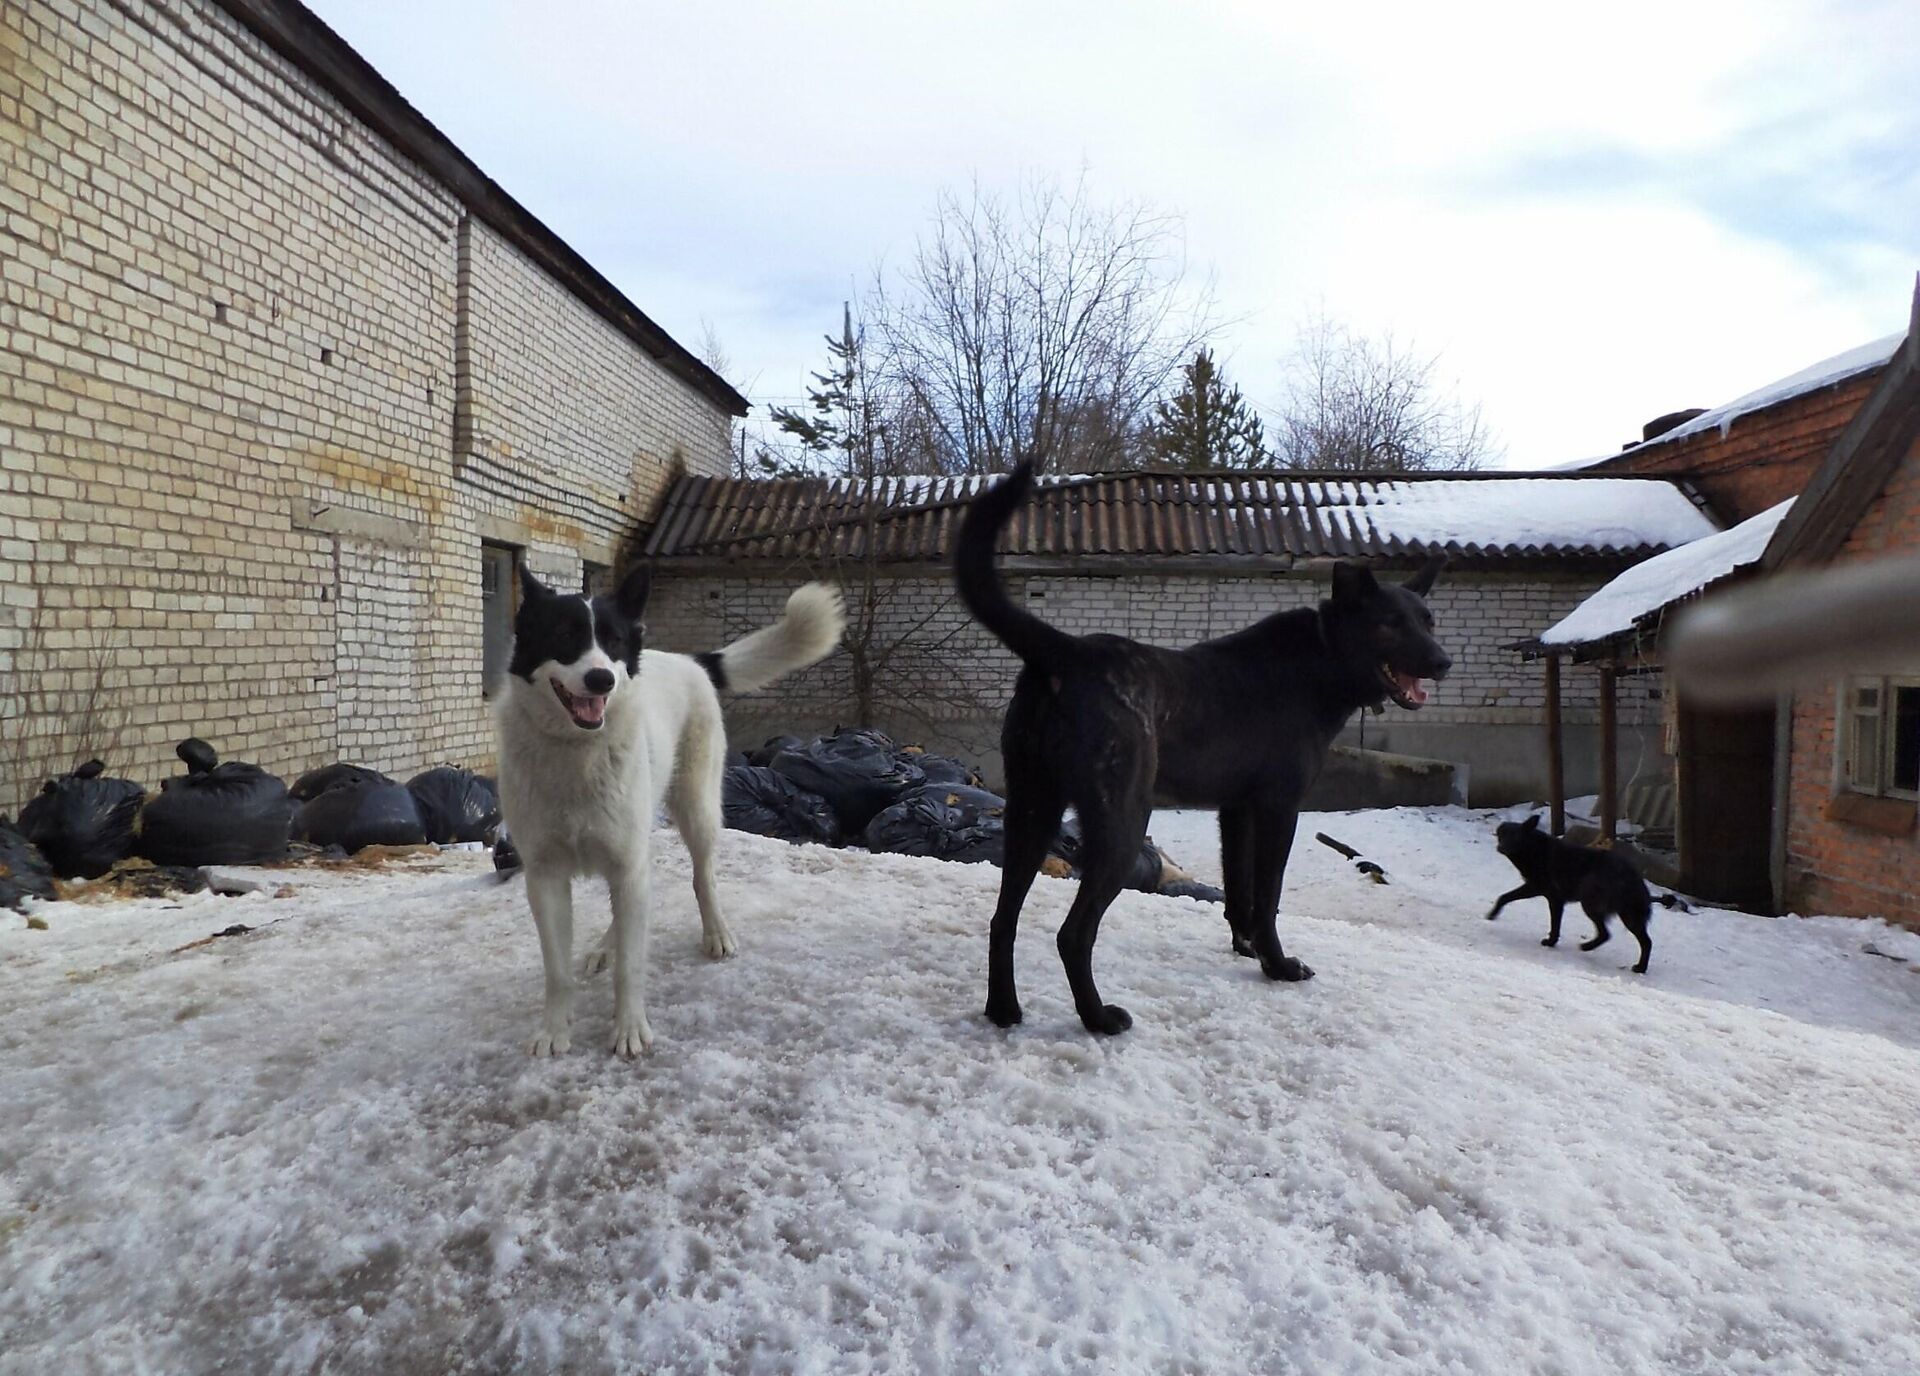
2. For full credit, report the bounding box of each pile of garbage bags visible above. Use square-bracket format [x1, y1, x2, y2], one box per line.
[4, 740, 503, 901]
[722, 726, 1224, 904]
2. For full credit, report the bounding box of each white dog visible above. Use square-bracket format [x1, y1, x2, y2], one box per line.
[494, 565, 843, 1056]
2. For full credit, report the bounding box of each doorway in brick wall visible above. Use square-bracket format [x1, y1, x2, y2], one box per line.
[481, 542, 518, 698]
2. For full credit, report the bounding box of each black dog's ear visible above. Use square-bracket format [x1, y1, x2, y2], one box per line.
[613, 564, 652, 622]
[518, 564, 551, 606]
[1404, 558, 1445, 597]
[1523, 814, 1541, 830]
[1331, 562, 1380, 603]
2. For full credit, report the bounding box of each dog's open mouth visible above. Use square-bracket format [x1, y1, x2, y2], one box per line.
[1379, 663, 1435, 710]
[550, 677, 608, 729]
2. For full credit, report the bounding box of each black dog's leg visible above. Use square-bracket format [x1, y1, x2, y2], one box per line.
[1487, 883, 1538, 920]
[1622, 906, 1652, 974]
[1579, 903, 1613, 952]
[1249, 806, 1313, 982]
[1542, 897, 1565, 947]
[1220, 806, 1258, 958]
[985, 775, 1066, 1029]
[1056, 799, 1150, 1035]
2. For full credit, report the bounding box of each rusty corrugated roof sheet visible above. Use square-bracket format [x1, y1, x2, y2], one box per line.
[640, 470, 1719, 567]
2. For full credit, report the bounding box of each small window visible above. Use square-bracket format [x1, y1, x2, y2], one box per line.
[1841, 677, 1920, 799]
[582, 560, 610, 596]
[481, 542, 519, 697]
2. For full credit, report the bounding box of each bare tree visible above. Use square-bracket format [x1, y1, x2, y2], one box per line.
[868, 173, 1215, 475]
[1, 583, 128, 813]
[1272, 313, 1500, 472]
[768, 306, 999, 728]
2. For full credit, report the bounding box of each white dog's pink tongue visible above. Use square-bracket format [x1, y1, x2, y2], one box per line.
[572, 694, 608, 726]
[1396, 671, 1432, 705]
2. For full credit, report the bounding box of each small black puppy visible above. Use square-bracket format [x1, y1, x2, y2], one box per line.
[1488, 815, 1653, 973]
[956, 461, 1453, 1034]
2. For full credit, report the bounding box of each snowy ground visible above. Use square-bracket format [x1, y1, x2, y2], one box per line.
[5, 808, 1920, 1375]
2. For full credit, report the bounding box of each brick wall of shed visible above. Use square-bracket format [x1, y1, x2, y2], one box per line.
[645, 568, 1661, 805]
[0, 0, 729, 806]
[1781, 426, 1920, 923]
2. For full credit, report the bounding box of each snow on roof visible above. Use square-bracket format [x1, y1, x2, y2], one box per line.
[1539, 498, 1795, 648]
[1561, 333, 1904, 472]
[1306, 477, 1719, 553]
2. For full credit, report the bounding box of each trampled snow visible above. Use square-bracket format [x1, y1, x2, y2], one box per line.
[5, 811, 1920, 1374]
[1539, 499, 1795, 649]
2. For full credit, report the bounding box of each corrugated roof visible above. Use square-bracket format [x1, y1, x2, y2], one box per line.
[641, 470, 1719, 568]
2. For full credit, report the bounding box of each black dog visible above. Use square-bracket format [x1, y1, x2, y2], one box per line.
[1488, 815, 1653, 973]
[956, 462, 1453, 1034]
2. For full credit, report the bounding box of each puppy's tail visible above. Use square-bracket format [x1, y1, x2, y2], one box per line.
[698, 582, 845, 693]
[954, 461, 1075, 669]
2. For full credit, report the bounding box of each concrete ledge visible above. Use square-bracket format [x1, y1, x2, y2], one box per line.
[1304, 746, 1467, 811]
[292, 499, 426, 550]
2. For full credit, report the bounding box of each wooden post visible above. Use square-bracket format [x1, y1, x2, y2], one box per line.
[1599, 659, 1618, 844]
[1545, 654, 1566, 836]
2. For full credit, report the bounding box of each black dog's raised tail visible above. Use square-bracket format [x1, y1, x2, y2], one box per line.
[955, 462, 1075, 669]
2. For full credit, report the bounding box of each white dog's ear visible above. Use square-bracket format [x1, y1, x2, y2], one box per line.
[614, 564, 652, 622]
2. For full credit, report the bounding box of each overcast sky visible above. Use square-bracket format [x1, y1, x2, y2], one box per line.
[307, 0, 1917, 466]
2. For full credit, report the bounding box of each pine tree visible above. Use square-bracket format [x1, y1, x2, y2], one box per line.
[769, 303, 887, 480]
[1146, 348, 1266, 470]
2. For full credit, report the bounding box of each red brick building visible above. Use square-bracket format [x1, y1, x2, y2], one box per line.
[1542, 283, 1920, 923]
[1579, 333, 1900, 523]
[1762, 302, 1920, 921]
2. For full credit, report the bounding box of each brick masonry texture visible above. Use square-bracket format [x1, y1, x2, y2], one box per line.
[1587, 371, 1882, 525]
[644, 566, 1658, 802]
[0, 0, 730, 803]
[1781, 425, 1920, 923]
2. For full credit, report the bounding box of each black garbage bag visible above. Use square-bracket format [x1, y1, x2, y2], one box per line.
[1048, 814, 1084, 868]
[137, 738, 294, 867]
[722, 766, 841, 846]
[1035, 817, 1164, 891]
[291, 778, 427, 853]
[18, 760, 145, 879]
[904, 751, 983, 788]
[863, 783, 1007, 865]
[745, 734, 805, 768]
[405, 766, 501, 845]
[0, 817, 57, 910]
[289, 762, 392, 803]
[771, 728, 924, 835]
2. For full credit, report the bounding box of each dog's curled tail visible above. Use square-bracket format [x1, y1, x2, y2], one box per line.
[954, 461, 1075, 669]
[699, 582, 845, 693]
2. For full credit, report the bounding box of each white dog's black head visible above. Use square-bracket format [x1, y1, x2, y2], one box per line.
[508, 564, 651, 731]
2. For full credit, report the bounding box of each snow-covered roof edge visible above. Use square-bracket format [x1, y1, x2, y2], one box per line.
[1537, 498, 1796, 650]
[1560, 333, 1904, 472]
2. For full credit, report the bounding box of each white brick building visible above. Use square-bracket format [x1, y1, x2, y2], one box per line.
[1, 0, 741, 802]
[639, 473, 1719, 805]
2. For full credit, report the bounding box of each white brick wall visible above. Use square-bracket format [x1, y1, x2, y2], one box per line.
[643, 566, 1659, 803]
[0, 0, 732, 803]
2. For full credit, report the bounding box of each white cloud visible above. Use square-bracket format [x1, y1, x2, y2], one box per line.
[309, 0, 1917, 464]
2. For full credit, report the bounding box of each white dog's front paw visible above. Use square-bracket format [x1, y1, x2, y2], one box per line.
[609, 1012, 654, 1059]
[581, 947, 610, 978]
[703, 920, 737, 959]
[527, 1027, 572, 1057]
